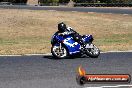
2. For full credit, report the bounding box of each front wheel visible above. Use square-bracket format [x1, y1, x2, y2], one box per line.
[85, 44, 100, 58]
[51, 45, 69, 59]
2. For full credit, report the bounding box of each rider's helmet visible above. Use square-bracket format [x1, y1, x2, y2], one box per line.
[58, 22, 67, 32]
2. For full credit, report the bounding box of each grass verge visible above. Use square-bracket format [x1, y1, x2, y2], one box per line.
[0, 8, 132, 54]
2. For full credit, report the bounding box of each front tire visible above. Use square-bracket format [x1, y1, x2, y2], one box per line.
[51, 45, 69, 59]
[85, 44, 100, 58]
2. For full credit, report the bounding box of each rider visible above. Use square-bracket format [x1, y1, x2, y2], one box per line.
[57, 22, 86, 49]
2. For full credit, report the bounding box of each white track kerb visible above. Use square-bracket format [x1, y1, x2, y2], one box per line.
[101, 50, 132, 53]
[85, 85, 132, 88]
[0, 50, 131, 56]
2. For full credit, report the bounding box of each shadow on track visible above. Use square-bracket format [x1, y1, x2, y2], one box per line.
[43, 54, 90, 60]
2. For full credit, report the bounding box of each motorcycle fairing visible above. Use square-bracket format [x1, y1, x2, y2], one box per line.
[51, 34, 93, 55]
[62, 36, 81, 55]
[82, 35, 93, 43]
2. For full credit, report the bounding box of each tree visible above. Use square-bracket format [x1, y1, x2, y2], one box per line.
[59, 0, 70, 3]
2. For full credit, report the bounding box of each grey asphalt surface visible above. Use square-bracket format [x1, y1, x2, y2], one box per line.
[0, 52, 132, 88]
[0, 5, 132, 14]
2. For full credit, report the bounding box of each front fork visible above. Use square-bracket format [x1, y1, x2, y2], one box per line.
[59, 43, 62, 52]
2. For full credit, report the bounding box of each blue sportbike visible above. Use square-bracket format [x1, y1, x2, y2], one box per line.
[51, 32, 100, 59]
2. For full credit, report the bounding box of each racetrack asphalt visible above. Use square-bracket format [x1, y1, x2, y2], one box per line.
[0, 5, 132, 14]
[0, 52, 132, 88]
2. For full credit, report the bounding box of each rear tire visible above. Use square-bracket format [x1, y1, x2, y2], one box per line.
[51, 45, 69, 59]
[85, 44, 100, 58]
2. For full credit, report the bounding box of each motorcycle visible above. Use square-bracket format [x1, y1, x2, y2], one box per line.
[51, 32, 100, 59]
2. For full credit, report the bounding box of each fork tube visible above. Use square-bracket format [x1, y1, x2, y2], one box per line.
[59, 43, 62, 51]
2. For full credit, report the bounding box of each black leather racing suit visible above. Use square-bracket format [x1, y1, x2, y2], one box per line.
[58, 27, 85, 47]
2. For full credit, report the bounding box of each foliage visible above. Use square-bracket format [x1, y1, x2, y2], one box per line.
[0, 0, 27, 3]
[73, 0, 132, 3]
[0, 0, 132, 4]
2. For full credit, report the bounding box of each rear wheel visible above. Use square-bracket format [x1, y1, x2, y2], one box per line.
[51, 45, 69, 59]
[85, 44, 100, 58]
